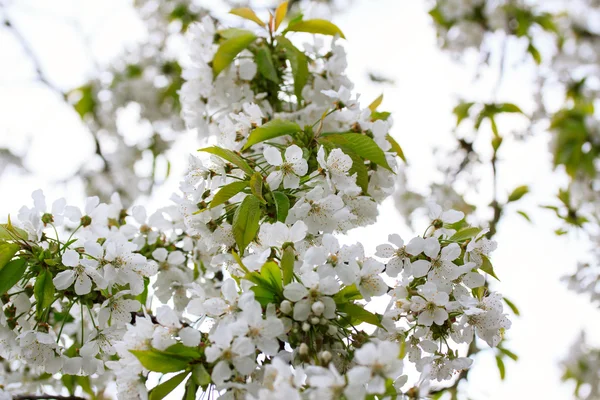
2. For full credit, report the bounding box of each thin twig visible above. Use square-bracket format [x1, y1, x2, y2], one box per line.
[14, 395, 87, 400]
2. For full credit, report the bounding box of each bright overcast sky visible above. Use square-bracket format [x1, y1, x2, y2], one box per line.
[1, 0, 599, 398]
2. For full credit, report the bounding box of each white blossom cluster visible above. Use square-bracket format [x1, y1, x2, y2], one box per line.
[562, 332, 600, 399]
[0, 6, 510, 400]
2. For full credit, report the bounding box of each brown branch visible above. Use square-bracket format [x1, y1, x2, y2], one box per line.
[14, 395, 87, 400]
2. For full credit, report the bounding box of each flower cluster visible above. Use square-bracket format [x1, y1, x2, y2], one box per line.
[0, 5, 510, 399]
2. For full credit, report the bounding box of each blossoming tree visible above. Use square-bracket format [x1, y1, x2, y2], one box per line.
[0, 3, 511, 399]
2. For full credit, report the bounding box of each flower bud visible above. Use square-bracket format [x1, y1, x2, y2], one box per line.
[311, 301, 324, 316]
[299, 343, 309, 355]
[310, 317, 320, 325]
[302, 322, 311, 332]
[280, 300, 292, 315]
[327, 325, 338, 335]
[319, 350, 332, 364]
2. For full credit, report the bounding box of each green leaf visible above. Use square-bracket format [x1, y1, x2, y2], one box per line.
[346, 150, 370, 193]
[250, 172, 267, 204]
[320, 133, 392, 171]
[281, 246, 295, 285]
[496, 103, 524, 114]
[129, 349, 192, 373]
[164, 343, 203, 359]
[333, 284, 362, 304]
[0, 242, 20, 270]
[229, 8, 266, 27]
[386, 134, 406, 163]
[149, 371, 190, 400]
[199, 146, 254, 176]
[339, 303, 383, 328]
[499, 347, 519, 361]
[274, 1, 289, 31]
[453, 102, 474, 127]
[286, 19, 345, 38]
[507, 185, 529, 202]
[69, 85, 95, 119]
[251, 285, 276, 306]
[243, 119, 302, 150]
[450, 227, 481, 242]
[260, 261, 283, 293]
[272, 191, 290, 222]
[255, 45, 279, 83]
[276, 36, 309, 103]
[496, 355, 506, 380]
[210, 181, 250, 209]
[480, 255, 500, 281]
[503, 297, 520, 316]
[192, 364, 212, 387]
[34, 269, 55, 319]
[184, 379, 198, 400]
[368, 94, 383, 112]
[212, 30, 257, 78]
[516, 210, 531, 223]
[527, 43, 541, 65]
[233, 195, 263, 253]
[2, 258, 26, 297]
[0, 222, 28, 240]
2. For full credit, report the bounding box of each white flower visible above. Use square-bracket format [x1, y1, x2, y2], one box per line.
[258, 220, 307, 248]
[376, 234, 425, 277]
[358, 258, 387, 301]
[53, 249, 107, 295]
[411, 240, 462, 282]
[264, 145, 308, 189]
[347, 341, 404, 394]
[411, 282, 449, 326]
[427, 202, 464, 225]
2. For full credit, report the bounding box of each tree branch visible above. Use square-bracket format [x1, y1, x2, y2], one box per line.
[14, 395, 87, 400]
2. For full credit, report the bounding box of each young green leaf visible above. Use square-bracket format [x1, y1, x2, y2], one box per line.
[480, 255, 500, 281]
[276, 36, 309, 103]
[450, 227, 482, 242]
[261, 261, 283, 292]
[34, 269, 55, 319]
[0, 257, 26, 296]
[320, 133, 393, 171]
[453, 101, 475, 127]
[272, 191, 290, 222]
[192, 364, 212, 387]
[250, 172, 267, 204]
[233, 195, 263, 253]
[516, 210, 532, 223]
[285, 19, 345, 38]
[333, 284, 362, 304]
[281, 246, 295, 285]
[507, 185, 529, 202]
[212, 30, 257, 78]
[254, 45, 280, 83]
[229, 8, 266, 27]
[0, 242, 20, 270]
[242, 119, 302, 150]
[274, 1, 288, 31]
[503, 297, 520, 316]
[499, 347, 519, 361]
[199, 146, 254, 176]
[496, 355, 506, 380]
[149, 371, 190, 400]
[386, 134, 407, 163]
[338, 302, 383, 328]
[368, 94, 383, 112]
[129, 349, 192, 373]
[209, 181, 250, 209]
[0, 223, 28, 240]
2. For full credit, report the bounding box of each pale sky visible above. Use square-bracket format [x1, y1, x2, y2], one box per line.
[1, 0, 598, 398]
